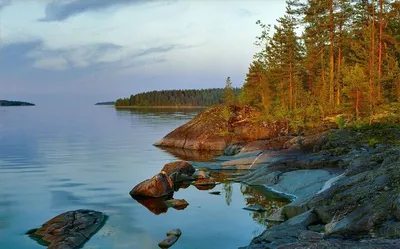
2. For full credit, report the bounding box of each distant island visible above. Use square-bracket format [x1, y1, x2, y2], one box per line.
[115, 88, 241, 108]
[95, 101, 115, 106]
[0, 100, 35, 106]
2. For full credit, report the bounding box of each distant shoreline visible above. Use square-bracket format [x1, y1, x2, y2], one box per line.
[114, 106, 208, 109]
[0, 100, 35, 106]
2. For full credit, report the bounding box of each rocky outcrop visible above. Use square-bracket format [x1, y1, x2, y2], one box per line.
[27, 210, 106, 249]
[241, 136, 295, 153]
[238, 127, 400, 249]
[155, 105, 287, 151]
[129, 172, 174, 198]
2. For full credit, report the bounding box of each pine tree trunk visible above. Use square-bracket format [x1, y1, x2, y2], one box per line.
[336, 22, 343, 106]
[329, 0, 335, 105]
[290, 61, 294, 110]
[378, 0, 384, 103]
[369, 1, 376, 123]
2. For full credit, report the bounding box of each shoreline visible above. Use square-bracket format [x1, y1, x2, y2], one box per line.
[114, 105, 208, 109]
[158, 120, 400, 248]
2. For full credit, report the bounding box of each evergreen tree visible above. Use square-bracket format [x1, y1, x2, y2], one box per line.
[224, 77, 234, 104]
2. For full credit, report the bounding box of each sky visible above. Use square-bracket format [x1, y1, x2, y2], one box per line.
[0, 0, 287, 105]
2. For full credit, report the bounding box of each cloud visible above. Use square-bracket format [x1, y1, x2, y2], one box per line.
[39, 0, 149, 22]
[26, 42, 123, 71]
[0, 0, 11, 11]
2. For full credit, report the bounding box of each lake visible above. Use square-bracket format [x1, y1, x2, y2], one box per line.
[0, 105, 287, 249]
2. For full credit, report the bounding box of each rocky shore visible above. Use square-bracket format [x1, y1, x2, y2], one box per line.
[156, 106, 400, 248]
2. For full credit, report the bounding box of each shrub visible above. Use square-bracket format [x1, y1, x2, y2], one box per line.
[335, 115, 346, 130]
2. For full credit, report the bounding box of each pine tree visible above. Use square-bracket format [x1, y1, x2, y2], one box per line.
[224, 77, 234, 104]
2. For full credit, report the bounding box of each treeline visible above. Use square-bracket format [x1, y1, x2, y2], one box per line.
[116, 88, 241, 107]
[240, 0, 400, 129]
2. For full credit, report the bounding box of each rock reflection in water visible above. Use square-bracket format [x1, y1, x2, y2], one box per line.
[132, 195, 172, 215]
[240, 185, 290, 226]
[158, 146, 223, 162]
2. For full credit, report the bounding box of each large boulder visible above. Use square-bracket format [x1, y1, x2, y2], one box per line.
[161, 161, 195, 177]
[129, 172, 174, 198]
[27, 210, 106, 249]
[155, 105, 288, 151]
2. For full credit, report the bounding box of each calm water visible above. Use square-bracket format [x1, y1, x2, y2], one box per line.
[0, 105, 287, 249]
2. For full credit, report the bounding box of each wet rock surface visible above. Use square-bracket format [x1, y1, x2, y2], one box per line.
[159, 229, 182, 248]
[161, 161, 195, 177]
[130, 172, 174, 198]
[27, 209, 106, 249]
[237, 127, 400, 248]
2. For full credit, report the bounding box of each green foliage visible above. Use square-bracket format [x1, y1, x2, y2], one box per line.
[243, 0, 400, 130]
[335, 115, 346, 130]
[221, 106, 231, 122]
[224, 77, 234, 104]
[368, 138, 378, 148]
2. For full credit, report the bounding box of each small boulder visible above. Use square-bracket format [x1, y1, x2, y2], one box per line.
[27, 210, 106, 249]
[158, 235, 179, 248]
[161, 161, 195, 177]
[193, 170, 210, 180]
[165, 199, 189, 210]
[130, 172, 174, 198]
[166, 229, 182, 237]
[170, 172, 194, 184]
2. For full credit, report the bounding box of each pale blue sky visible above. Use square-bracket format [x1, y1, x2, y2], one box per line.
[0, 0, 286, 104]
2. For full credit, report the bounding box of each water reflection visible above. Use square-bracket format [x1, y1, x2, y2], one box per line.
[115, 107, 203, 120]
[132, 196, 171, 215]
[158, 146, 223, 162]
[240, 185, 290, 226]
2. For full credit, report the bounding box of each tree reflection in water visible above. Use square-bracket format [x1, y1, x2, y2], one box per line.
[240, 185, 290, 227]
[223, 182, 232, 206]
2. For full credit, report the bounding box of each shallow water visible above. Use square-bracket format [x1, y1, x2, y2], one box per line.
[0, 105, 287, 249]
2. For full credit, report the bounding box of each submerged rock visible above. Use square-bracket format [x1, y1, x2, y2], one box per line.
[165, 199, 189, 210]
[193, 178, 216, 187]
[166, 228, 182, 237]
[130, 172, 174, 198]
[27, 209, 106, 249]
[193, 170, 210, 180]
[158, 235, 179, 248]
[243, 205, 267, 212]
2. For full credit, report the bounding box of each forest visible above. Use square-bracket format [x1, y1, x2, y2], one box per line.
[239, 0, 400, 129]
[115, 86, 241, 107]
